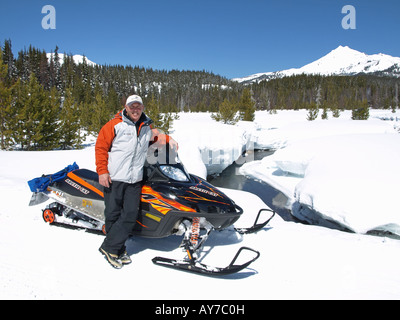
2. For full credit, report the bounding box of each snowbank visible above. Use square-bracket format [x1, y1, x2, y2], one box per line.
[171, 112, 252, 176]
[292, 134, 400, 234]
[240, 110, 400, 236]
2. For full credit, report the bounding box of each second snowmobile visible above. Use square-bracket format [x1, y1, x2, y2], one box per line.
[28, 146, 275, 276]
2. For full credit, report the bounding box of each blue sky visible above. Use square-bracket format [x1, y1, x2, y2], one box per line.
[1, 0, 399, 79]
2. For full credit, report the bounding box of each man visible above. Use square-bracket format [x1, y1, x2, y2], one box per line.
[95, 94, 178, 269]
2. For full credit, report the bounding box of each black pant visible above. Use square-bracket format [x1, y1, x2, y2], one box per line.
[100, 181, 141, 255]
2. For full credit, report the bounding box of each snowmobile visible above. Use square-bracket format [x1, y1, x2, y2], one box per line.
[28, 146, 275, 276]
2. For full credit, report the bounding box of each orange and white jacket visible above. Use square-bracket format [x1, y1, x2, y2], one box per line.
[95, 110, 170, 184]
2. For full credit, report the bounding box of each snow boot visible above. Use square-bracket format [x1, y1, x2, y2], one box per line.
[99, 247, 123, 269]
[119, 250, 132, 265]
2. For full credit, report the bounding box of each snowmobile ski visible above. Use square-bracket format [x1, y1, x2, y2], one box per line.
[235, 208, 276, 234]
[151, 219, 262, 276]
[152, 246, 260, 276]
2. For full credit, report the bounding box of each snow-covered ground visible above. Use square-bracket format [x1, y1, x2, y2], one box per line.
[1, 109, 400, 299]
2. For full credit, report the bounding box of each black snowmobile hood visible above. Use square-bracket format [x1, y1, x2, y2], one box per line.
[143, 145, 239, 216]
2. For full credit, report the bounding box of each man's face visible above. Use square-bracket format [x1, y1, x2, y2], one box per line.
[125, 102, 144, 122]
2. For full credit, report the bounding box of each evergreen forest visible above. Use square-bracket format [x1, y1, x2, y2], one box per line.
[1, 39, 399, 150]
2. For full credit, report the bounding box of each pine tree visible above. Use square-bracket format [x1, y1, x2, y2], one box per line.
[211, 98, 239, 124]
[13, 73, 60, 150]
[238, 88, 255, 121]
[53, 46, 62, 91]
[306, 102, 319, 121]
[144, 94, 178, 134]
[59, 86, 84, 149]
[351, 99, 369, 120]
[38, 50, 50, 90]
[106, 86, 121, 115]
[89, 84, 110, 133]
[0, 48, 16, 149]
[321, 103, 329, 120]
[2, 39, 16, 81]
[392, 83, 399, 113]
[41, 86, 61, 149]
[145, 94, 162, 128]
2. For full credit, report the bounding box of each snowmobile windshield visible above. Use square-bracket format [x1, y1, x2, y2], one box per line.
[160, 165, 189, 182]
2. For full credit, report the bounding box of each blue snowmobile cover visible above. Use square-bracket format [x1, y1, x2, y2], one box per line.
[27, 162, 79, 193]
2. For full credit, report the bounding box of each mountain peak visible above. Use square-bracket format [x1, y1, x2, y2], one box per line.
[299, 46, 367, 75]
[46, 53, 97, 67]
[327, 45, 366, 58]
[233, 46, 400, 83]
[332, 45, 358, 52]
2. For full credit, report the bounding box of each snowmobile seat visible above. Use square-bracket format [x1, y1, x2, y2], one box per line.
[71, 169, 104, 194]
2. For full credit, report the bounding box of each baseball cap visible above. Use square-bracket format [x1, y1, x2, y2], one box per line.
[126, 94, 143, 106]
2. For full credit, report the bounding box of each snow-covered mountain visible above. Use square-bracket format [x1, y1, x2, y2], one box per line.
[46, 53, 97, 67]
[233, 46, 400, 83]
